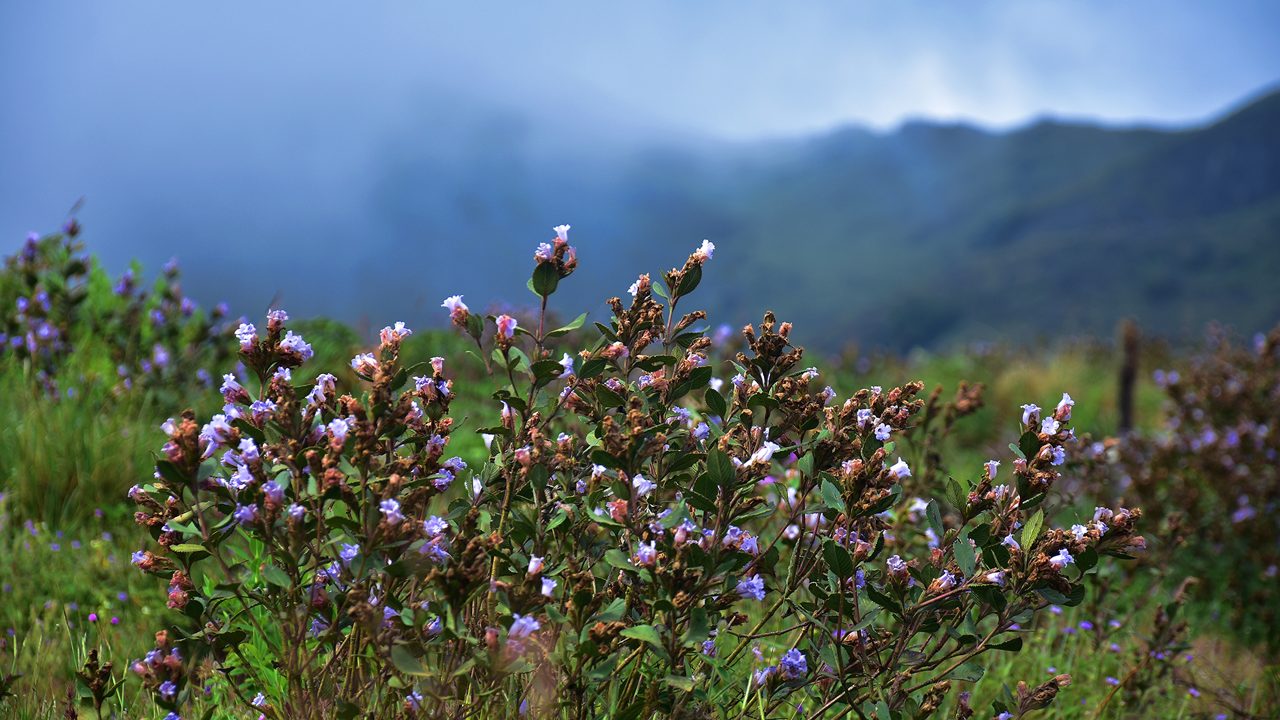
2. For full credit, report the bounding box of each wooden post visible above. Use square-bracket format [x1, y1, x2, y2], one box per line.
[1118, 320, 1138, 435]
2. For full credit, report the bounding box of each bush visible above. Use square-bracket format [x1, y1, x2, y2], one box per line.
[1089, 325, 1280, 650]
[128, 230, 1144, 719]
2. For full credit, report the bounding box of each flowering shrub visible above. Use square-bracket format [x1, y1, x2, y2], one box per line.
[1088, 325, 1280, 650]
[0, 220, 235, 395]
[131, 229, 1143, 719]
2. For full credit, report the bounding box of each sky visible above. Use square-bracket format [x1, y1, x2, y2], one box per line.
[1, 1, 1277, 324]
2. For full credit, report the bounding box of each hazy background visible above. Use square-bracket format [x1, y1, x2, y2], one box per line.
[2, 2, 1279, 351]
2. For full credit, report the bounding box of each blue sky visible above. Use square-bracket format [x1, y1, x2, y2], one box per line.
[3, 1, 1277, 140]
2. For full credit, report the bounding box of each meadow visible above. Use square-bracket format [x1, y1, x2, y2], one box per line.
[0, 224, 1276, 719]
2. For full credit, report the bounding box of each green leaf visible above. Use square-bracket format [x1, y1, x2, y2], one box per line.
[604, 549, 634, 572]
[261, 564, 291, 588]
[1021, 509, 1044, 548]
[663, 675, 695, 692]
[531, 262, 560, 297]
[823, 539, 855, 579]
[704, 387, 727, 418]
[820, 477, 844, 512]
[989, 636, 1023, 652]
[954, 529, 976, 578]
[946, 660, 986, 682]
[1018, 431, 1041, 463]
[390, 645, 430, 676]
[620, 624, 664, 651]
[706, 449, 735, 489]
[946, 476, 968, 512]
[546, 312, 587, 337]
[672, 263, 702, 297]
[926, 499, 944, 540]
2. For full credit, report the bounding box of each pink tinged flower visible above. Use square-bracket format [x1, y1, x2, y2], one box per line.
[527, 555, 544, 576]
[888, 457, 912, 479]
[541, 577, 557, 597]
[351, 353, 378, 376]
[327, 418, 351, 446]
[1056, 392, 1074, 420]
[534, 243, 553, 262]
[553, 224, 570, 241]
[634, 541, 657, 566]
[442, 294, 468, 317]
[1049, 548, 1074, 570]
[496, 314, 518, 339]
[379, 322, 412, 345]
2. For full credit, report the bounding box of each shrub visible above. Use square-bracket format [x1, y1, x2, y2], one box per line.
[0, 220, 235, 397]
[1089, 325, 1280, 650]
[129, 229, 1143, 719]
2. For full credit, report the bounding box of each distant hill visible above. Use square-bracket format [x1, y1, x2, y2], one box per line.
[587, 86, 1280, 351]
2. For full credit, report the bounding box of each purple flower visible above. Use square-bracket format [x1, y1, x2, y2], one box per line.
[632, 474, 656, 498]
[262, 481, 284, 505]
[235, 323, 257, 349]
[634, 541, 657, 566]
[541, 577, 557, 597]
[339, 543, 360, 566]
[534, 242, 554, 262]
[874, 423, 892, 441]
[558, 352, 574, 378]
[379, 499, 404, 524]
[509, 614, 540, 639]
[423, 516, 449, 537]
[280, 331, 313, 361]
[1020, 403, 1040, 426]
[887, 457, 911, 479]
[1049, 548, 1074, 570]
[737, 574, 766, 601]
[233, 504, 258, 526]
[159, 680, 177, 699]
[553, 224, 570, 241]
[778, 648, 808, 680]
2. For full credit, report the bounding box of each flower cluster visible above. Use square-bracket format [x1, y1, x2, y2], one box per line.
[129, 229, 1141, 719]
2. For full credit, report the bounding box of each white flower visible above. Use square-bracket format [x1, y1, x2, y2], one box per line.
[553, 224, 570, 241]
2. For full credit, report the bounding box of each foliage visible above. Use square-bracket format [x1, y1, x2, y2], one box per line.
[1086, 324, 1280, 651]
[125, 231, 1146, 719]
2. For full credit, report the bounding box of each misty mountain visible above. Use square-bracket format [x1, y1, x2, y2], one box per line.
[364, 85, 1280, 352]
[10, 85, 1280, 353]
